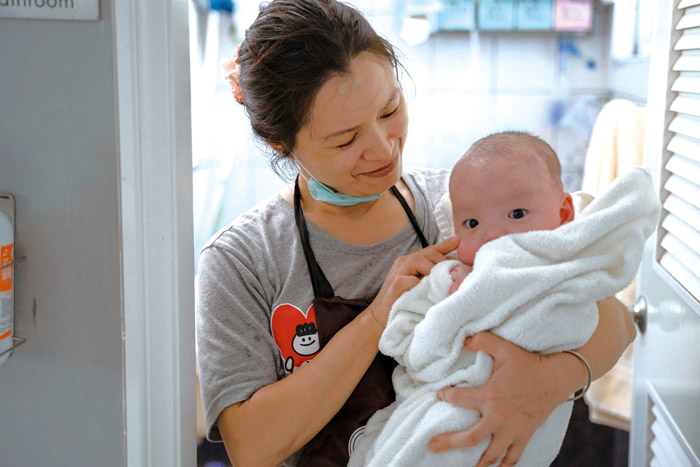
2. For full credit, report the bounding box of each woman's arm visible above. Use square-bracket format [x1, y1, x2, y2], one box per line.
[218, 308, 383, 466]
[429, 295, 635, 467]
[570, 295, 637, 380]
[218, 237, 459, 466]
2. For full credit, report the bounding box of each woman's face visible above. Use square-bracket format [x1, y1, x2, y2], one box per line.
[293, 51, 409, 197]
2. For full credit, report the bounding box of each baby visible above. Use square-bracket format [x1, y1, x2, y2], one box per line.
[349, 131, 659, 467]
[448, 131, 575, 294]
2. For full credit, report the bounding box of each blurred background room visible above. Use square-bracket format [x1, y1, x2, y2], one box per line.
[190, 1, 652, 466]
[2, 0, 697, 465]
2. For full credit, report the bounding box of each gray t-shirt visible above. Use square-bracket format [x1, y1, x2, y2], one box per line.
[196, 166, 450, 462]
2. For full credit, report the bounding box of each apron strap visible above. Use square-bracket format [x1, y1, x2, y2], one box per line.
[390, 186, 429, 249]
[294, 176, 429, 299]
[294, 179, 335, 299]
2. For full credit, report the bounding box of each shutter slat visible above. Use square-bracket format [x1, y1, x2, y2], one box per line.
[667, 134, 700, 161]
[677, 6, 700, 30]
[662, 215, 700, 256]
[675, 29, 700, 50]
[664, 174, 700, 210]
[679, 0, 700, 9]
[650, 405, 695, 467]
[659, 247, 700, 301]
[673, 52, 700, 71]
[670, 74, 700, 93]
[661, 233, 700, 272]
[668, 114, 700, 138]
[670, 94, 700, 116]
[665, 154, 700, 185]
[651, 433, 692, 467]
[663, 194, 700, 232]
[650, 437, 677, 467]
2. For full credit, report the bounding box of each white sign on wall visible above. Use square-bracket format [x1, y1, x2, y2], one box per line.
[0, 0, 99, 21]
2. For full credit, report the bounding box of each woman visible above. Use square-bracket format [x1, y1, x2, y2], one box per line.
[196, 1, 637, 466]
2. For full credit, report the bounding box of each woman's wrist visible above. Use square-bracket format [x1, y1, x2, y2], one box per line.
[360, 306, 385, 345]
[562, 350, 592, 401]
[542, 351, 592, 403]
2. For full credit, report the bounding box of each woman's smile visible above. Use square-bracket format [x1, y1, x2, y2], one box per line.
[359, 152, 398, 178]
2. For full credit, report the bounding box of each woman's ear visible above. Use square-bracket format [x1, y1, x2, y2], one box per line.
[559, 193, 575, 225]
[267, 141, 286, 156]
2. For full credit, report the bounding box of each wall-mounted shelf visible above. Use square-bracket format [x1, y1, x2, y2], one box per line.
[432, 0, 594, 33]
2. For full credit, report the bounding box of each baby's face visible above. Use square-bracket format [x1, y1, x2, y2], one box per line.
[450, 153, 572, 266]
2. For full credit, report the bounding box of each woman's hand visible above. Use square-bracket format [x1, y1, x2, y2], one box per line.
[427, 296, 632, 466]
[428, 332, 571, 467]
[368, 236, 459, 330]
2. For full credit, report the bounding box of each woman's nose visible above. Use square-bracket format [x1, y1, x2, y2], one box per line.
[363, 123, 393, 161]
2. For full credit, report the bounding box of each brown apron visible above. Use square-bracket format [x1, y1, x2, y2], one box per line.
[294, 178, 428, 466]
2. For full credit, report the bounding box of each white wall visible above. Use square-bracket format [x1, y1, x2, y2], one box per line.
[0, 0, 125, 464]
[606, 58, 650, 102]
[600, 3, 650, 102]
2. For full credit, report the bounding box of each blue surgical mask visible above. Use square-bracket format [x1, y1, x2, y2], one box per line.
[296, 159, 382, 206]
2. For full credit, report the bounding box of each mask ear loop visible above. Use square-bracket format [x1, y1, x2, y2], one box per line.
[293, 157, 313, 184]
[294, 157, 337, 194]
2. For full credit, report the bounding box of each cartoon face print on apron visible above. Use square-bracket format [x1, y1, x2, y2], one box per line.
[293, 178, 428, 466]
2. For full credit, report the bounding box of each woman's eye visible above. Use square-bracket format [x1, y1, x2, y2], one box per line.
[509, 209, 527, 219]
[381, 104, 400, 119]
[336, 134, 357, 149]
[464, 219, 479, 229]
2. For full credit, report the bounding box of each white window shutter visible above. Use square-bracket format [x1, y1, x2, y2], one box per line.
[657, 2, 700, 302]
[649, 402, 696, 466]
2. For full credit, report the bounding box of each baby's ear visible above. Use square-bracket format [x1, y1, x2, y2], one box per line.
[559, 193, 575, 225]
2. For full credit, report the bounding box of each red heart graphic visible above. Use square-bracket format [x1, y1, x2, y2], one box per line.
[271, 303, 319, 372]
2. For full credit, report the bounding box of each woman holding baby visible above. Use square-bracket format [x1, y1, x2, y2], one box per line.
[196, 1, 637, 465]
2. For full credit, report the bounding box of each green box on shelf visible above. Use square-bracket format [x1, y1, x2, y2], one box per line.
[517, 0, 553, 30]
[437, 0, 476, 31]
[478, 0, 516, 30]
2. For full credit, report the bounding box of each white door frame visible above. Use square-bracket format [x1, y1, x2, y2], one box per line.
[113, 0, 196, 465]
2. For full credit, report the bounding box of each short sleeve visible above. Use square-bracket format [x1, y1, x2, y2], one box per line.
[196, 244, 282, 441]
[433, 192, 454, 243]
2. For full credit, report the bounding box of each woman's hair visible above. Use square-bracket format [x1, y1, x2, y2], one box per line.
[238, 0, 403, 178]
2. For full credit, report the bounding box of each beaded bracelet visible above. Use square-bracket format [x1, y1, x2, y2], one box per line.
[563, 350, 592, 401]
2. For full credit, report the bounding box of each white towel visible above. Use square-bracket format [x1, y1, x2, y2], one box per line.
[349, 168, 660, 467]
[582, 99, 646, 196]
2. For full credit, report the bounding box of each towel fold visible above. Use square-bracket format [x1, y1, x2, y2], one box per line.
[349, 167, 660, 467]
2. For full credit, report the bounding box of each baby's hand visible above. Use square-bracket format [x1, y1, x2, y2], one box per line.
[449, 264, 473, 294]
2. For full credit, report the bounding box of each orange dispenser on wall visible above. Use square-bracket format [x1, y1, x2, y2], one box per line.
[0, 194, 15, 365]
